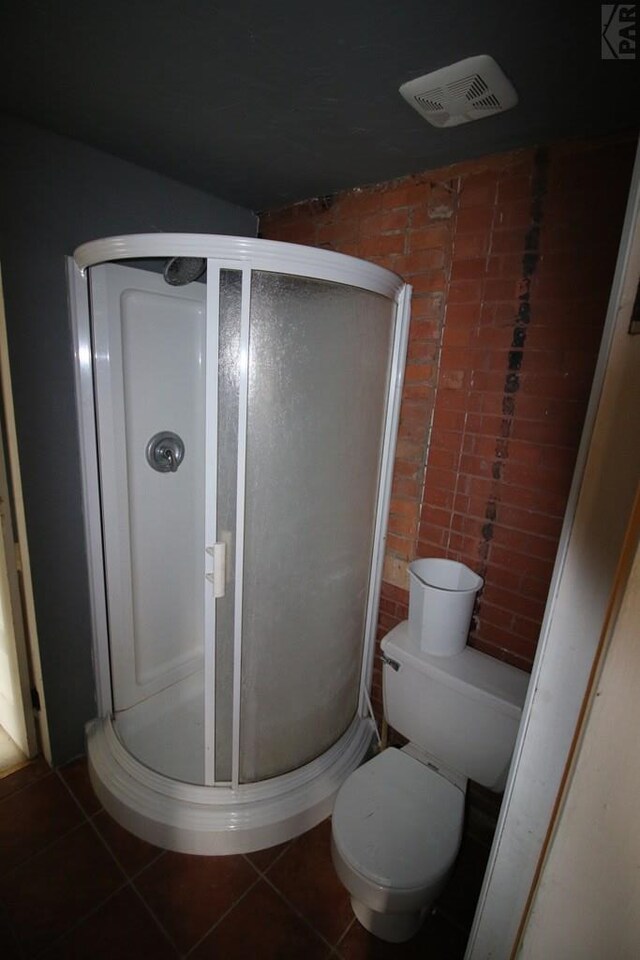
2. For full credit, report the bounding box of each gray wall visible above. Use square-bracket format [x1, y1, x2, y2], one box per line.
[0, 116, 257, 764]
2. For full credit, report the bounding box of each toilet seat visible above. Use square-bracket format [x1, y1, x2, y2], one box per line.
[332, 748, 465, 891]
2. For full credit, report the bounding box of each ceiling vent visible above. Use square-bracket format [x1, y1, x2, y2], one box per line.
[399, 55, 518, 128]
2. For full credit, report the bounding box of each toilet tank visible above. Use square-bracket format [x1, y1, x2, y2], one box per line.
[381, 622, 529, 791]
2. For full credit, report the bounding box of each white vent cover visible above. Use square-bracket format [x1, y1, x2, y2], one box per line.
[399, 55, 518, 128]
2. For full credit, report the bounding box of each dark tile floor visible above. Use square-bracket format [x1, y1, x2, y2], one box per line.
[0, 756, 489, 958]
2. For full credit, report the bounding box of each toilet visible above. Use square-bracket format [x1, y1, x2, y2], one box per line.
[331, 620, 529, 943]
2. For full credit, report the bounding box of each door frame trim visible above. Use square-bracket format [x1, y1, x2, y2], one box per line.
[0, 264, 47, 760]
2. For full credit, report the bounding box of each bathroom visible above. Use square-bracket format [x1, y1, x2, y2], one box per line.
[1, 5, 640, 957]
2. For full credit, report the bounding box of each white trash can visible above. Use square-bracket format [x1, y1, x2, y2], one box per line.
[408, 558, 483, 656]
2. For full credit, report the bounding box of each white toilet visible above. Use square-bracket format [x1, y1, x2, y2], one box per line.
[331, 620, 529, 943]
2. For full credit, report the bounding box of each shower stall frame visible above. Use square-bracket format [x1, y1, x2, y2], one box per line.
[69, 234, 411, 854]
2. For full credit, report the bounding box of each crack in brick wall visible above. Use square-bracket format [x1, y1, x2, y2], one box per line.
[477, 148, 549, 577]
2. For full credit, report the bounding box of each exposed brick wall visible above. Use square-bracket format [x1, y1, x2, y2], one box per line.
[260, 136, 634, 716]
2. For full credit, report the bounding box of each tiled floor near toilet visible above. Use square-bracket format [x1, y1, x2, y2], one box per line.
[0, 756, 489, 958]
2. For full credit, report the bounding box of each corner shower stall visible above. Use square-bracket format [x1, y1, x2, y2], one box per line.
[69, 235, 410, 853]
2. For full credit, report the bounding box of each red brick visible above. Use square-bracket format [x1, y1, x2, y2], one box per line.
[386, 535, 413, 559]
[392, 476, 422, 499]
[387, 514, 419, 537]
[427, 445, 460, 472]
[445, 301, 482, 327]
[440, 368, 467, 389]
[453, 232, 490, 259]
[431, 407, 467, 431]
[390, 497, 420, 517]
[408, 223, 452, 251]
[334, 190, 384, 218]
[410, 294, 444, 320]
[450, 258, 488, 281]
[381, 181, 429, 209]
[482, 584, 546, 621]
[430, 425, 464, 452]
[396, 249, 447, 275]
[404, 383, 435, 401]
[449, 279, 485, 303]
[505, 440, 542, 466]
[512, 616, 543, 643]
[456, 205, 496, 233]
[361, 208, 411, 236]
[316, 219, 359, 245]
[495, 199, 532, 230]
[458, 172, 499, 208]
[425, 487, 456, 511]
[414, 541, 448, 563]
[417, 523, 449, 547]
[380, 582, 410, 605]
[424, 465, 459, 491]
[480, 602, 514, 631]
[489, 544, 555, 580]
[407, 340, 438, 362]
[410, 270, 448, 294]
[491, 228, 528, 254]
[484, 277, 519, 302]
[497, 173, 533, 203]
[404, 362, 436, 383]
[358, 233, 405, 258]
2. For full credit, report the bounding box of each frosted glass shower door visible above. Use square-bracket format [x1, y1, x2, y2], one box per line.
[239, 273, 396, 783]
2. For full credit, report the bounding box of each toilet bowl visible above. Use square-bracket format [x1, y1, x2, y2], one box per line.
[331, 746, 465, 943]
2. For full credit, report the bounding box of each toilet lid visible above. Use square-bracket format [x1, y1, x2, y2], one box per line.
[332, 748, 465, 891]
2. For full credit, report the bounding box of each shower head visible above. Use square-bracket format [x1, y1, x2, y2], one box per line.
[163, 257, 206, 286]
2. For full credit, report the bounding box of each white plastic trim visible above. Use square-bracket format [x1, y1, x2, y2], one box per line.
[87, 713, 373, 854]
[358, 282, 412, 714]
[203, 263, 221, 784]
[73, 234, 404, 300]
[231, 266, 252, 789]
[67, 259, 113, 716]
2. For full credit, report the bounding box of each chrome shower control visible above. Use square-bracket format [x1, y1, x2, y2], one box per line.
[146, 432, 185, 473]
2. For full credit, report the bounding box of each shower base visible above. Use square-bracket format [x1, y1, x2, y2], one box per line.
[86, 713, 373, 855]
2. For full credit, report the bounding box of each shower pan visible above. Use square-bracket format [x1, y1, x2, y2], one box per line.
[69, 234, 410, 854]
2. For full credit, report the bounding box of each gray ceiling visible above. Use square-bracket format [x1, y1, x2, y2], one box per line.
[1, 1, 638, 212]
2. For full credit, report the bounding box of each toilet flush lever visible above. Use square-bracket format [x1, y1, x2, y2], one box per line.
[379, 653, 400, 672]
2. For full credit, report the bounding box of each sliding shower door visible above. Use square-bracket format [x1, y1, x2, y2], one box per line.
[89, 257, 398, 789]
[238, 273, 395, 782]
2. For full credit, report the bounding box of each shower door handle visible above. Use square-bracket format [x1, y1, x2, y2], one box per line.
[206, 542, 226, 598]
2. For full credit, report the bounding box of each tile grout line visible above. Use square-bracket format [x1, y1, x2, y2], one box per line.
[333, 914, 356, 951]
[10, 766, 354, 959]
[31, 877, 132, 959]
[51, 768, 334, 959]
[258, 869, 346, 955]
[182, 871, 264, 958]
[126, 872, 184, 957]
[54, 768, 181, 956]
[0, 815, 87, 884]
[0, 761, 50, 801]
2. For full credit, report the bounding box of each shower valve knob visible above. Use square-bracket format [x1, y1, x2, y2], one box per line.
[146, 432, 185, 473]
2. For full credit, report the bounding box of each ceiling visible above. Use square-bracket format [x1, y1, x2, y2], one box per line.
[1, 1, 637, 212]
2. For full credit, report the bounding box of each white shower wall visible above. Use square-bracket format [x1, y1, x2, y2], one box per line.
[91, 263, 207, 781]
